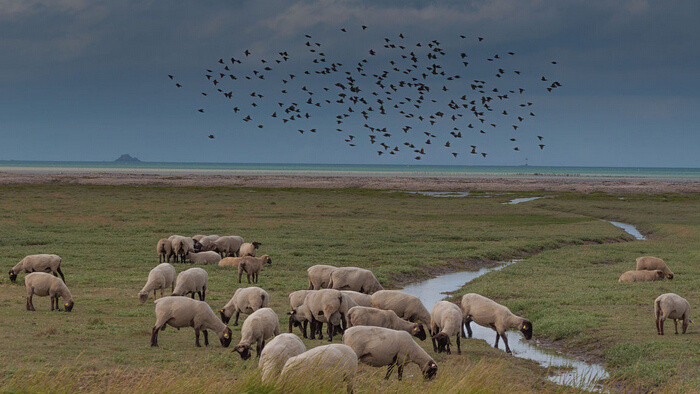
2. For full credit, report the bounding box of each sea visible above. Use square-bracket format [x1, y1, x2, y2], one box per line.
[0, 161, 698, 179]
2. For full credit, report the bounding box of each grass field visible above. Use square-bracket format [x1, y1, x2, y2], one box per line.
[0, 185, 697, 393]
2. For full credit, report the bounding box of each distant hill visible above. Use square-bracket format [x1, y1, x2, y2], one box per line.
[114, 154, 141, 163]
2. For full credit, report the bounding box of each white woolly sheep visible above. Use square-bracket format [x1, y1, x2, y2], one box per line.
[288, 303, 316, 339]
[213, 235, 244, 257]
[185, 251, 222, 265]
[287, 290, 314, 337]
[619, 269, 664, 282]
[150, 296, 232, 347]
[238, 255, 272, 284]
[461, 293, 532, 354]
[198, 235, 220, 251]
[259, 333, 306, 384]
[25, 272, 74, 312]
[328, 267, 384, 294]
[303, 289, 352, 341]
[655, 293, 692, 335]
[430, 301, 463, 354]
[233, 307, 280, 360]
[218, 257, 241, 267]
[10, 254, 65, 283]
[341, 290, 372, 307]
[169, 235, 197, 263]
[172, 267, 208, 300]
[370, 290, 432, 334]
[239, 241, 262, 257]
[138, 263, 177, 303]
[307, 265, 337, 290]
[157, 238, 174, 264]
[637, 256, 674, 279]
[192, 234, 206, 242]
[343, 326, 438, 381]
[219, 286, 269, 326]
[347, 306, 427, 341]
[280, 344, 358, 392]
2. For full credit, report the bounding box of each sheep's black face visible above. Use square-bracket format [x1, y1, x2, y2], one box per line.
[423, 361, 438, 380]
[8, 270, 17, 282]
[220, 328, 233, 347]
[253, 241, 261, 248]
[235, 345, 251, 360]
[666, 273, 674, 280]
[433, 332, 451, 353]
[193, 240, 203, 252]
[521, 321, 533, 340]
[220, 309, 231, 324]
[413, 324, 427, 341]
[265, 256, 272, 265]
[64, 300, 74, 312]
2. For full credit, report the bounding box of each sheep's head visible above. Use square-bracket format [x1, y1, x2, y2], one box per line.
[252, 241, 262, 249]
[432, 332, 451, 353]
[220, 327, 233, 347]
[8, 269, 17, 282]
[422, 360, 438, 380]
[262, 255, 272, 265]
[220, 308, 231, 324]
[666, 272, 674, 280]
[233, 344, 251, 360]
[64, 300, 74, 312]
[520, 320, 533, 340]
[192, 239, 203, 252]
[412, 324, 427, 341]
[138, 291, 149, 303]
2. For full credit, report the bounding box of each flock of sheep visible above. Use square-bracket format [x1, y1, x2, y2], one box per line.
[8, 234, 693, 390]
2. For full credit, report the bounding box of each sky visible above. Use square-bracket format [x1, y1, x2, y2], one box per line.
[0, 0, 698, 167]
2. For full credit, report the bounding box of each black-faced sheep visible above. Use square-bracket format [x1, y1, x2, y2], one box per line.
[157, 238, 174, 264]
[185, 251, 222, 265]
[347, 306, 426, 341]
[280, 344, 358, 392]
[637, 256, 674, 279]
[150, 296, 232, 347]
[24, 272, 74, 312]
[307, 264, 337, 290]
[10, 254, 65, 283]
[328, 267, 383, 294]
[619, 269, 664, 282]
[233, 307, 280, 359]
[370, 290, 431, 334]
[239, 241, 262, 257]
[219, 286, 269, 325]
[461, 293, 532, 354]
[172, 267, 208, 300]
[655, 293, 692, 335]
[259, 333, 307, 384]
[430, 301, 463, 354]
[138, 263, 177, 303]
[213, 235, 244, 257]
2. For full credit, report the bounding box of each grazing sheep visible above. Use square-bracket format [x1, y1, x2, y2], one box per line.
[288, 303, 315, 339]
[341, 290, 373, 307]
[655, 293, 692, 335]
[220, 286, 269, 326]
[347, 306, 427, 341]
[280, 344, 358, 392]
[259, 333, 306, 384]
[198, 235, 220, 251]
[233, 308, 280, 360]
[303, 289, 352, 341]
[24, 272, 74, 312]
[637, 256, 674, 279]
[238, 255, 272, 284]
[9, 254, 65, 283]
[239, 241, 262, 257]
[289, 290, 314, 309]
[329, 267, 384, 294]
[138, 263, 177, 303]
[307, 265, 337, 290]
[619, 270, 664, 282]
[172, 267, 208, 300]
[185, 251, 221, 265]
[150, 296, 232, 347]
[214, 235, 244, 257]
[461, 293, 532, 354]
[192, 234, 206, 242]
[157, 238, 174, 264]
[169, 235, 196, 263]
[371, 290, 431, 334]
[343, 326, 438, 381]
[430, 301, 463, 354]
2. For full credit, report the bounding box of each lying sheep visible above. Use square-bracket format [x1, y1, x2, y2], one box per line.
[619, 270, 664, 282]
[307, 264, 337, 290]
[185, 251, 221, 265]
[461, 293, 532, 354]
[220, 286, 269, 326]
[10, 254, 65, 283]
[214, 235, 244, 257]
[239, 241, 262, 257]
[169, 235, 196, 263]
[303, 289, 352, 341]
[259, 333, 306, 384]
[157, 238, 174, 264]
[637, 256, 674, 279]
[280, 344, 358, 392]
[172, 267, 208, 300]
[218, 257, 241, 268]
[233, 307, 280, 359]
[347, 306, 426, 341]
[238, 255, 272, 284]
[329, 267, 384, 294]
[150, 296, 232, 347]
[655, 293, 692, 335]
[430, 301, 463, 354]
[343, 326, 438, 381]
[371, 290, 431, 334]
[198, 235, 220, 252]
[139, 263, 177, 303]
[341, 291, 372, 307]
[25, 272, 74, 312]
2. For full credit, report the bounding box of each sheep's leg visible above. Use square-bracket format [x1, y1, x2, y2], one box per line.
[465, 317, 473, 338]
[309, 320, 317, 340]
[159, 254, 162, 264]
[51, 295, 56, 311]
[237, 270, 242, 283]
[27, 290, 36, 311]
[397, 365, 404, 381]
[56, 267, 66, 283]
[501, 333, 511, 354]
[341, 312, 347, 331]
[384, 364, 395, 380]
[52, 271, 58, 278]
[494, 333, 500, 349]
[190, 292, 195, 299]
[153, 289, 157, 300]
[247, 273, 252, 284]
[150, 325, 162, 347]
[674, 320, 678, 335]
[197, 291, 202, 300]
[203, 330, 209, 346]
[431, 335, 438, 352]
[195, 329, 201, 347]
[160, 288, 164, 298]
[256, 339, 264, 357]
[234, 311, 240, 326]
[659, 318, 665, 335]
[302, 321, 308, 338]
[456, 334, 461, 355]
[202, 287, 206, 301]
[327, 321, 334, 342]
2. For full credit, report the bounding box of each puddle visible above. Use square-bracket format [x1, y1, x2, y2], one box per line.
[503, 196, 545, 205]
[399, 191, 471, 198]
[606, 221, 646, 240]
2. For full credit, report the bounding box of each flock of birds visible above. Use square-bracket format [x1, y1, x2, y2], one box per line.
[168, 25, 562, 160]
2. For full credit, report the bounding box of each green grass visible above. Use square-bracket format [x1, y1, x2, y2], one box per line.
[0, 185, 697, 392]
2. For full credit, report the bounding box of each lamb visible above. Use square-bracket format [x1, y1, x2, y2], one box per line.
[303, 289, 352, 341]
[619, 270, 664, 282]
[185, 251, 221, 265]
[307, 264, 337, 290]
[370, 290, 431, 334]
[258, 333, 306, 384]
[342, 326, 438, 381]
[636, 256, 674, 279]
[172, 267, 208, 300]
[239, 241, 262, 257]
[168, 235, 196, 263]
[219, 286, 269, 326]
[213, 235, 244, 257]
[233, 307, 280, 359]
[341, 290, 373, 307]
[150, 296, 232, 347]
[138, 263, 177, 303]
[9, 254, 65, 283]
[24, 272, 74, 312]
[238, 255, 272, 284]
[280, 344, 357, 392]
[198, 235, 220, 251]
[328, 267, 384, 294]
[461, 293, 532, 354]
[347, 306, 427, 341]
[157, 238, 174, 264]
[430, 301, 464, 354]
[655, 293, 692, 335]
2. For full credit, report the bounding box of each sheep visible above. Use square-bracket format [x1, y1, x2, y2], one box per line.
[213, 235, 244, 257]
[430, 301, 464, 354]
[150, 296, 232, 347]
[138, 263, 177, 303]
[9, 254, 65, 283]
[637, 256, 674, 279]
[185, 251, 221, 265]
[307, 264, 337, 290]
[168, 235, 196, 263]
[303, 289, 353, 341]
[233, 307, 280, 359]
[288, 303, 315, 339]
[341, 290, 373, 307]
[619, 269, 664, 282]
[347, 306, 427, 341]
[192, 234, 206, 242]
[259, 333, 306, 384]
[24, 272, 74, 312]
[218, 257, 241, 267]
[172, 267, 208, 300]
[655, 293, 692, 335]
[370, 290, 431, 334]
[238, 255, 272, 284]
[219, 286, 269, 326]
[239, 241, 262, 257]
[198, 235, 221, 251]
[328, 267, 384, 294]
[342, 326, 438, 381]
[157, 238, 174, 264]
[461, 293, 532, 354]
[289, 290, 314, 309]
[280, 344, 357, 392]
